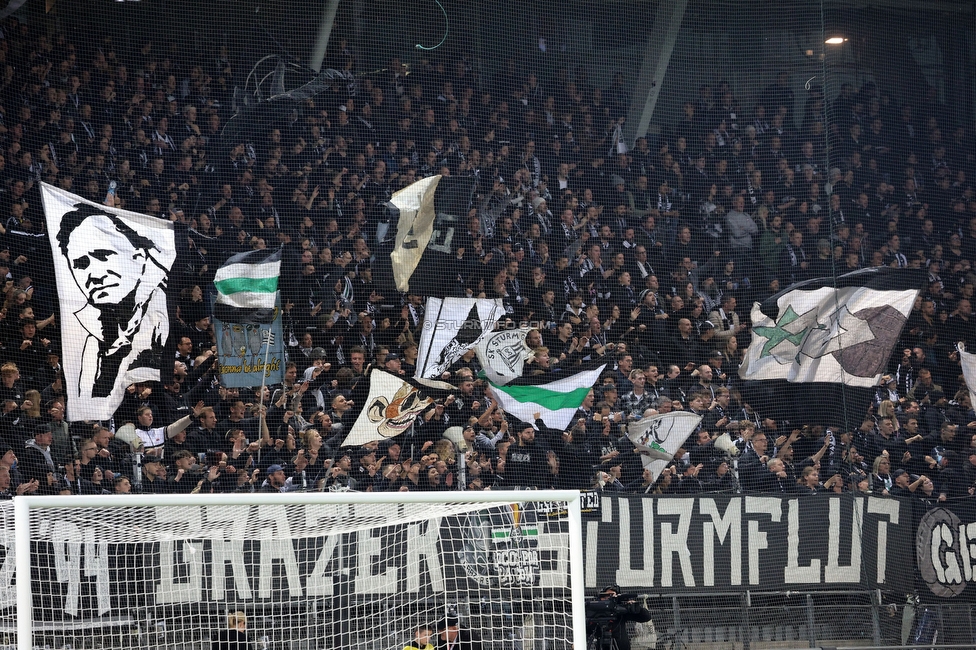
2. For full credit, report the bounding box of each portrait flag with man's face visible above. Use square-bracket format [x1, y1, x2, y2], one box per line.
[42, 183, 181, 422]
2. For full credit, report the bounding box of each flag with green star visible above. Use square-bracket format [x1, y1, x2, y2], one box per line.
[627, 412, 703, 482]
[739, 268, 925, 386]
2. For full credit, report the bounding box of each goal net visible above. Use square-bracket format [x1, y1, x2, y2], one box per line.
[8, 491, 585, 650]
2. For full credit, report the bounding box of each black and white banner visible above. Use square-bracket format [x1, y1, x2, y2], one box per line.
[582, 494, 910, 593]
[415, 298, 504, 379]
[0, 495, 927, 622]
[41, 183, 180, 421]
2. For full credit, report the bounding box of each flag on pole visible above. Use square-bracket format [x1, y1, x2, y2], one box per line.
[739, 268, 925, 387]
[626, 412, 702, 482]
[213, 249, 284, 388]
[488, 359, 606, 431]
[474, 327, 535, 386]
[214, 248, 281, 323]
[343, 369, 456, 447]
[415, 297, 504, 379]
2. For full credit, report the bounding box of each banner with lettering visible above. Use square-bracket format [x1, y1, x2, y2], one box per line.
[214, 299, 285, 388]
[0, 494, 923, 622]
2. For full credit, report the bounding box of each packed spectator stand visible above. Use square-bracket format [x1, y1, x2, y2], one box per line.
[0, 14, 974, 502]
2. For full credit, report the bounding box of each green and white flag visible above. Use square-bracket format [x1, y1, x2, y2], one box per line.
[214, 249, 281, 322]
[489, 360, 605, 431]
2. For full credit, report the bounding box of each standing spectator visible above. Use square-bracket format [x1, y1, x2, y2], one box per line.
[707, 294, 744, 344]
[20, 425, 60, 495]
[498, 422, 554, 489]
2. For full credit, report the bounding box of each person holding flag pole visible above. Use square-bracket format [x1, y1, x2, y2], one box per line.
[257, 329, 275, 414]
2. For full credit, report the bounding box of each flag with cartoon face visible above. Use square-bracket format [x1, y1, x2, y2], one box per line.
[739, 268, 925, 387]
[343, 369, 455, 447]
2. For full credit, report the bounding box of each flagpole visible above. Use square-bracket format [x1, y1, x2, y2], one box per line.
[258, 329, 273, 414]
[417, 297, 446, 378]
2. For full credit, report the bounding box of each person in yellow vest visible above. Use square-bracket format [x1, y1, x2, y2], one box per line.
[404, 626, 434, 650]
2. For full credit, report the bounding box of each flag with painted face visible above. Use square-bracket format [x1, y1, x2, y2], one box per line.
[42, 183, 181, 421]
[739, 268, 925, 387]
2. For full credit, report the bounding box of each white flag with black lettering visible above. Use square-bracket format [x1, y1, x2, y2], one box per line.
[474, 327, 535, 386]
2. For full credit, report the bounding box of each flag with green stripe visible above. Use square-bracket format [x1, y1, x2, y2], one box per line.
[214, 249, 281, 323]
[489, 360, 606, 431]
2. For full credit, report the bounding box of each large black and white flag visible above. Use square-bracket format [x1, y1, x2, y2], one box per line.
[42, 183, 180, 421]
[739, 268, 925, 387]
[415, 297, 504, 379]
[388, 175, 441, 293]
[372, 175, 478, 297]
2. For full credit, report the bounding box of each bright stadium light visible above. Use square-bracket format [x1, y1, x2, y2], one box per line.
[825, 36, 847, 44]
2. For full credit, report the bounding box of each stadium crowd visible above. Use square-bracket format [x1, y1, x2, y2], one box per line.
[0, 15, 975, 499]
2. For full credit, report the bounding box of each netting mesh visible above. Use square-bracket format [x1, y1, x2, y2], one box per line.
[6, 496, 578, 650]
[1, 0, 976, 647]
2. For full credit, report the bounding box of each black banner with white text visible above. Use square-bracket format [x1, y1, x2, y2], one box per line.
[13, 494, 976, 621]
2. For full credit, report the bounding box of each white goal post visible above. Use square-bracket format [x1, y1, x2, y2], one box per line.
[12, 490, 586, 650]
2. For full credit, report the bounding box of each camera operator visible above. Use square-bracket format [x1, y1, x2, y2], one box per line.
[585, 585, 652, 650]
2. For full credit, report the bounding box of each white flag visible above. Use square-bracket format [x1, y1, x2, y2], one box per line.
[343, 369, 455, 447]
[739, 268, 922, 387]
[416, 297, 504, 379]
[959, 343, 976, 411]
[626, 412, 702, 481]
[390, 175, 441, 292]
[42, 183, 178, 422]
[474, 327, 535, 385]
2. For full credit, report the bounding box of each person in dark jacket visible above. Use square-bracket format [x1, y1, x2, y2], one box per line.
[20, 425, 60, 494]
[500, 423, 554, 488]
[211, 611, 250, 650]
[585, 585, 653, 650]
[434, 616, 481, 650]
